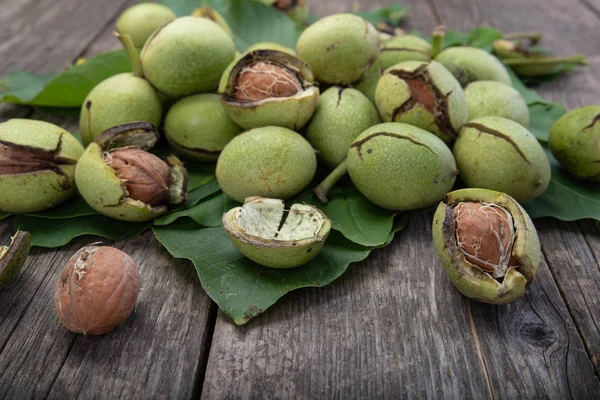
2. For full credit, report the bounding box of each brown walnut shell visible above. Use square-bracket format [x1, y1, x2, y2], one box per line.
[54, 244, 140, 335]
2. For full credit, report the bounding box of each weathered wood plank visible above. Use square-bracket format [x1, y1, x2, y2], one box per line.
[202, 215, 491, 399]
[538, 219, 600, 375]
[203, 0, 600, 398]
[430, 0, 600, 386]
[0, 1, 216, 398]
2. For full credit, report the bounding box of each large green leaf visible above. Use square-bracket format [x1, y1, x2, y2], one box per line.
[0, 212, 10, 221]
[153, 219, 372, 324]
[292, 181, 398, 247]
[528, 101, 566, 142]
[0, 51, 132, 107]
[15, 215, 151, 247]
[159, 0, 303, 51]
[524, 152, 600, 221]
[185, 162, 216, 191]
[358, 4, 408, 26]
[24, 196, 97, 219]
[508, 67, 543, 104]
[154, 190, 238, 227]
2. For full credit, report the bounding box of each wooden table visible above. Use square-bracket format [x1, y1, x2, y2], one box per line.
[1, 0, 599, 398]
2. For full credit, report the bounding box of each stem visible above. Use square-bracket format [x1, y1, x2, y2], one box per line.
[116, 32, 144, 78]
[431, 25, 446, 58]
[313, 159, 349, 204]
[503, 54, 587, 66]
[504, 31, 543, 45]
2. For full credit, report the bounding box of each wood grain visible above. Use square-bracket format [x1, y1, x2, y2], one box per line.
[203, 0, 600, 398]
[0, 1, 215, 398]
[0, 0, 599, 398]
[202, 215, 491, 399]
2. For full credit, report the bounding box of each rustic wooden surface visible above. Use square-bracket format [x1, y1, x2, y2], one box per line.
[0, 0, 599, 398]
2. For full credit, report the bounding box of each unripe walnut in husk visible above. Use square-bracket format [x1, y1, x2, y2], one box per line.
[453, 116, 551, 203]
[435, 47, 512, 87]
[164, 94, 242, 162]
[141, 16, 236, 97]
[465, 81, 529, 127]
[432, 188, 541, 304]
[296, 13, 379, 85]
[216, 126, 317, 203]
[340, 122, 457, 211]
[549, 105, 600, 181]
[0, 119, 84, 213]
[54, 244, 140, 335]
[356, 35, 432, 103]
[116, 3, 176, 48]
[375, 61, 468, 143]
[79, 73, 162, 146]
[191, 7, 233, 38]
[220, 50, 319, 130]
[306, 87, 380, 168]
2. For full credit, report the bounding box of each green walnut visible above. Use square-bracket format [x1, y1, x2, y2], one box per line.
[296, 13, 379, 85]
[454, 116, 551, 203]
[356, 35, 432, 103]
[465, 81, 529, 127]
[79, 73, 162, 146]
[0, 231, 31, 287]
[435, 47, 512, 87]
[246, 42, 296, 55]
[220, 50, 319, 130]
[259, 0, 310, 23]
[93, 122, 159, 151]
[549, 105, 600, 181]
[316, 123, 457, 211]
[191, 7, 233, 38]
[0, 119, 84, 213]
[216, 126, 317, 203]
[75, 142, 188, 222]
[306, 87, 380, 168]
[375, 61, 468, 143]
[223, 197, 331, 269]
[115, 3, 176, 48]
[141, 16, 236, 97]
[432, 188, 540, 304]
[164, 93, 242, 162]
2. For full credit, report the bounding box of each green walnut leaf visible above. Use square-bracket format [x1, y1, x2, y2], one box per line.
[155, 191, 238, 227]
[23, 195, 97, 219]
[0, 51, 132, 107]
[15, 215, 151, 248]
[159, 0, 302, 51]
[508, 67, 544, 104]
[524, 151, 600, 221]
[185, 162, 216, 191]
[357, 4, 408, 26]
[467, 27, 503, 51]
[292, 181, 399, 248]
[528, 101, 566, 142]
[155, 180, 223, 224]
[153, 219, 372, 325]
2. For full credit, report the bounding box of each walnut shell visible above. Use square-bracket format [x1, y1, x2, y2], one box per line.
[54, 244, 140, 335]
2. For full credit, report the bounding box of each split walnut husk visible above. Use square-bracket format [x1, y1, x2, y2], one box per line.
[432, 188, 541, 304]
[220, 49, 319, 130]
[0, 119, 84, 213]
[75, 129, 187, 222]
[0, 231, 32, 287]
[223, 197, 331, 269]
